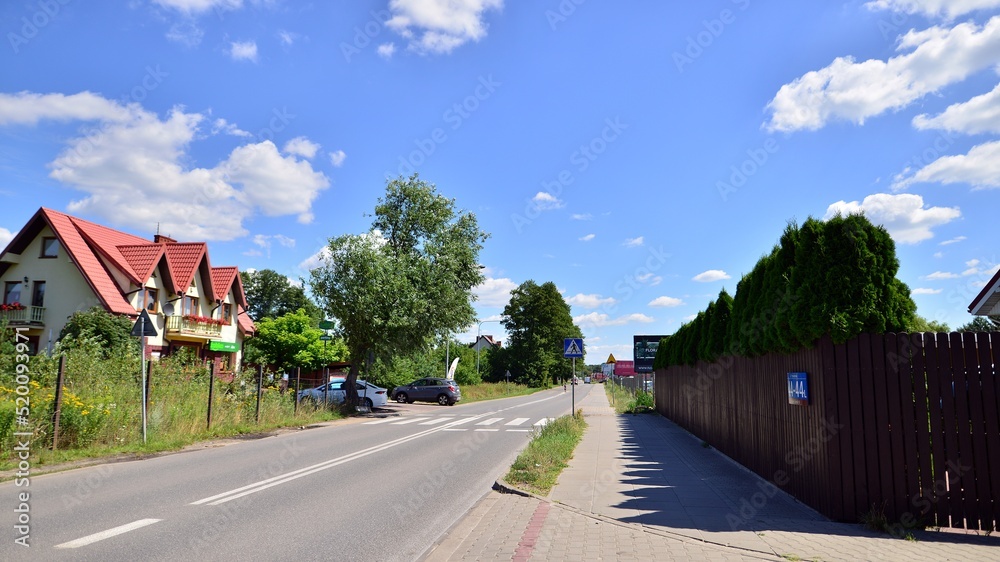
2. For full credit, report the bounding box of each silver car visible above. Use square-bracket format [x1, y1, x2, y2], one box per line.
[298, 379, 388, 409]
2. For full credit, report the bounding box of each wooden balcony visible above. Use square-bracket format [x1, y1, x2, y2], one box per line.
[0, 306, 45, 325]
[166, 315, 223, 338]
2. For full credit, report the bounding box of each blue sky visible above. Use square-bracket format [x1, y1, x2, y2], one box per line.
[2, 0, 999, 364]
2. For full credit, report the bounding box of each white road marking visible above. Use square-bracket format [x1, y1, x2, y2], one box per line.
[474, 429, 500, 432]
[191, 414, 489, 506]
[362, 418, 398, 425]
[534, 418, 553, 427]
[507, 429, 531, 432]
[442, 428, 468, 432]
[505, 418, 530, 426]
[476, 418, 503, 426]
[418, 417, 453, 425]
[392, 417, 430, 425]
[55, 519, 161, 549]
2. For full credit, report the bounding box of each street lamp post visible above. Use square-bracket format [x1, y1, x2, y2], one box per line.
[476, 319, 502, 378]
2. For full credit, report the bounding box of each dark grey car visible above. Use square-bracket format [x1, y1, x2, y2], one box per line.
[391, 377, 461, 406]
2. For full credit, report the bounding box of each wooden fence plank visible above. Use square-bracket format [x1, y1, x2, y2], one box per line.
[924, 333, 949, 527]
[911, 333, 935, 527]
[847, 336, 869, 519]
[890, 333, 919, 522]
[976, 332, 1000, 528]
[836, 337, 857, 521]
[821, 336, 843, 520]
[962, 331, 992, 531]
[859, 333, 883, 515]
[871, 334, 897, 519]
[938, 333, 964, 528]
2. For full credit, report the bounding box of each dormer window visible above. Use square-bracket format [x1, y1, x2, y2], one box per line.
[139, 288, 158, 313]
[40, 237, 59, 258]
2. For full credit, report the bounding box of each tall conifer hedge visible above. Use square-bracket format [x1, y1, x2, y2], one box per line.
[653, 214, 915, 369]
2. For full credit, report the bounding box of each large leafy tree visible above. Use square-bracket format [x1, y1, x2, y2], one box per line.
[241, 269, 322, 322]
[501, 280, 582, 387]
[245, 309, 348, 374]
[309, 175, 488, 403]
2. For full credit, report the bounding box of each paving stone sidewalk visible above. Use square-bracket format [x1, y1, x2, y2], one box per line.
[424, 386, 1000, 561]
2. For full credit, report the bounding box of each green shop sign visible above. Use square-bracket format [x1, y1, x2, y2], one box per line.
[209, 341, 239, 352]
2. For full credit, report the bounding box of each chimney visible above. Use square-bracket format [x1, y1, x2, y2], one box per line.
[154, 234, 177, 244]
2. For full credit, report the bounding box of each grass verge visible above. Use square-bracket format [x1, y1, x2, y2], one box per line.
[459, 382, 543, 404]
[504, 410, 587, 496]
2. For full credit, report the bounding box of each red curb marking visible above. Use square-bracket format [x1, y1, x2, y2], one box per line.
[513, 502, 551, 561]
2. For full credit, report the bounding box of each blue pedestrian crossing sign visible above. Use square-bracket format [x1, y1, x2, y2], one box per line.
[563, 338, 584, 358]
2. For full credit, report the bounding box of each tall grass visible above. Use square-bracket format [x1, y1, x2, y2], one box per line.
[458, 381, 539, 403]
[0, 340, 339, 471]
[505, 411, 587, 496]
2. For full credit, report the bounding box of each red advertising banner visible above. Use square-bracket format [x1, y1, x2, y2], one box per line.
[615, 360, 635, 376]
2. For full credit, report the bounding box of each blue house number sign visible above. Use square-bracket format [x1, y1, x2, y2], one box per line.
[787, 372, 809, 406]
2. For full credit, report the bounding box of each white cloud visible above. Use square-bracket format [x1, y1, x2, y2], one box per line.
[913, 83, 1000, 134]
[154, 0, 244, 14]
[579, 234, 595, 242]
[387, 0, 504, 54]
[5, 91, 330, 240]
[252, 233, 296, 257]
[329, 150, 347, 167]
[166, 21, 205, 47]
[623, 236, 643, 247]
[298, 246, 331, 271]
[566, 293, 617, 309]
[211, 118, 252, 138]
[0, 91, 131, 125]
[531, 191, 564, 211]
[377, 43, 396, 59]
[649, 296, 684, 307]
[637, 273, 663, 286]
[571, 213, 593, 220]
[864, 0, 1000, 19]
[230, 40, 258, 62]
[574, 312, 654, 328]
[242, 248, 263, 257]
[221, 141, 329, 224]
[283, 136, 320, 159]
[967, 259, 981, 267]
[0, 227, 15, 249]
[474, 276, 518, 307]
[765, 17, 1000, 132]
[933, 251, 944, 258]
[278, 30, 298, 46]
[683, 314, 698, 322]
[924, 271, 959, 279]
[940, 236, 967, 245]
[824, 193, 960, 244]
[894, 140, 1000, 189]
[693, 270, 731, 283]
[911, 287, 943, 294]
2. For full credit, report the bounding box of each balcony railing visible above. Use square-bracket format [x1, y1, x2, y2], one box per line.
[0, 306, 45, 325]
[166, 315, 223, 338]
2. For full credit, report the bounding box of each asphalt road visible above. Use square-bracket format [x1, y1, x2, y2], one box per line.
[2, 384, 594, 561]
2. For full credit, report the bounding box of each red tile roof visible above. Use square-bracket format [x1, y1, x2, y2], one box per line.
[163, 243, 209, 297]
[118, 244, 166, 282]
[237, 305, 255, 335]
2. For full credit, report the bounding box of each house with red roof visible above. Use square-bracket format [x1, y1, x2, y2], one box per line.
[0, 208, 255, 373]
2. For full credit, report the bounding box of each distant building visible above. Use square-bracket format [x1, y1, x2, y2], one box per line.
[0, 208, 254, 373]
[470, 334, 502, 352]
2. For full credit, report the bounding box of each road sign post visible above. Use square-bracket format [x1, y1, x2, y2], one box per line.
[564, 338, 583, 416]
[131, 309, 158, 444]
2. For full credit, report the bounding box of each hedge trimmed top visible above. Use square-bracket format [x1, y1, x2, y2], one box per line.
[654, 214, 916, 369]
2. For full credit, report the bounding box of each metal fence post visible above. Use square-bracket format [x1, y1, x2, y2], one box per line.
[255, 364, 263, 424]
[51, 355, 66, 450]
[207, 361, 215, 429]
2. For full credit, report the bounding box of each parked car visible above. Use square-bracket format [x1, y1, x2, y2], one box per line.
[298, 379, 388, 409]
[391, 377, 461, 406]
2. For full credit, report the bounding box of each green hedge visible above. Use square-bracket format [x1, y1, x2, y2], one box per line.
[654, 214, 915, 368]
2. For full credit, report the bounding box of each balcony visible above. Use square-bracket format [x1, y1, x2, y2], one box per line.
[166, 315, 223, 338]
[0, 305, 45, 325]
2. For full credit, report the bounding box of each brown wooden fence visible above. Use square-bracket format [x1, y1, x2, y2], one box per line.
[653, 331, 999, 532]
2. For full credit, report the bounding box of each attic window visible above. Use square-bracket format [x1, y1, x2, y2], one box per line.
[40, 237, 59, 258]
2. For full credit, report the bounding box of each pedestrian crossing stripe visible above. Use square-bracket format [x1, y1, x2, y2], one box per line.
[363, 416, 556, 428]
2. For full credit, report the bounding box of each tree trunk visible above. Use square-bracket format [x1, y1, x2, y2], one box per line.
[344, 358, 360, 406]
